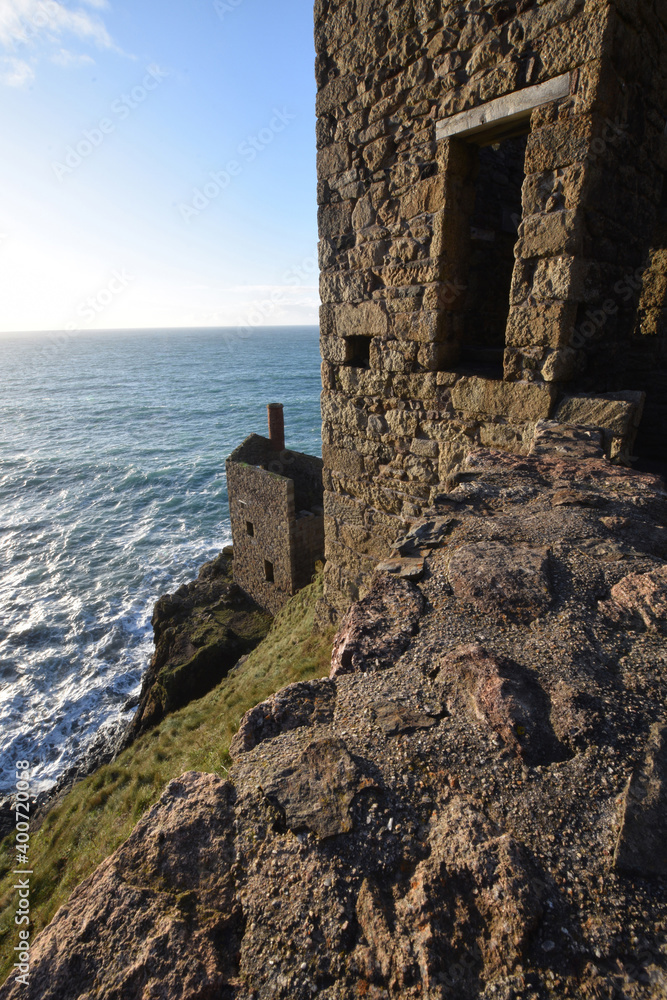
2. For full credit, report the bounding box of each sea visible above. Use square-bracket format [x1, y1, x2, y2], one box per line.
[0, 326, 322, 797]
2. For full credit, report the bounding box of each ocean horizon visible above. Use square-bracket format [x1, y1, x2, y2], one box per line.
[0, 325, 322, 796]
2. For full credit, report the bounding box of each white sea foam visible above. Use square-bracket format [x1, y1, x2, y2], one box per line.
[0, 326, 321, 794]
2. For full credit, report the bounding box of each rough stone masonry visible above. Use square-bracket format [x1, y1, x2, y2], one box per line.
[316, 0, 667, 619]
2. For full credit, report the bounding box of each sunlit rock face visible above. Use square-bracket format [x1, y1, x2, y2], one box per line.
[5, 445, 667, 1000]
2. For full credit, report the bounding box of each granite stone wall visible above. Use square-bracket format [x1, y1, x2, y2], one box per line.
[226, 435, 324, 614]
[316, 0, 667, 618]
[226, 460, 295, 616]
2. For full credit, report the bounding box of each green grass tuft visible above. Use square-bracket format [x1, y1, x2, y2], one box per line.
[0, 573, 334, 985]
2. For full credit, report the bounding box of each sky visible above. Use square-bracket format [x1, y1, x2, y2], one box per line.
[0, 0, 319, 332]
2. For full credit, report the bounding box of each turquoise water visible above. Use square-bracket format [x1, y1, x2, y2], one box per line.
[0, 326, 322, 794]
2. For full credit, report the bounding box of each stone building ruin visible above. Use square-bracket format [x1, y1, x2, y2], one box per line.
[226, 404, 324, 615]
[316, 0, 667, 618]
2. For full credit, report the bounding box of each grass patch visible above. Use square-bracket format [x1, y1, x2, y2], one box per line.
[0, 573, 334, 985]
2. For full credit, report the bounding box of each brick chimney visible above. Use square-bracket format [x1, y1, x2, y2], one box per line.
[267, 403, 285, 452]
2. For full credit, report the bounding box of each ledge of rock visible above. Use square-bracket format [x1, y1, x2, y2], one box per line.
[447, 541, 552, 623]
[614, 723, 667, 876]
[230, 679, 337, 757]
[1, 773, 243, 1000]
[4, 448, 667, 1000]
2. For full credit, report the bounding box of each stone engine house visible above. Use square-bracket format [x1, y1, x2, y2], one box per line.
[316, 0, 667, 618]
[226, 404, 325, 615]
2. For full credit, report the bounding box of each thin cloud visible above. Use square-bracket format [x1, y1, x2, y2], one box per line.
[0, 54, 34, 85]
[55, 7, 117, 50]
[50, 45, 94, 66]
[191, 284, 320, 328]
[0, 0, 125, 83]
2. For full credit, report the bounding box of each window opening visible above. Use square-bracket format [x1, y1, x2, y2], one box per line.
[345, 335, 371, 368]
[264, 559, 274, 583]
[457, 133, 528, 377]
[246, 521, 254, 537]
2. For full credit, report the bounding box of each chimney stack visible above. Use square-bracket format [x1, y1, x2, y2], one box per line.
[267, 403, 285, 452]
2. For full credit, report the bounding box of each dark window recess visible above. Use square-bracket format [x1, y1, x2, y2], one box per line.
[459, 132, 528, 377]
[345, 335, 371, 368]
[264, 559, 274, 583]
[246, 521, 254, 537]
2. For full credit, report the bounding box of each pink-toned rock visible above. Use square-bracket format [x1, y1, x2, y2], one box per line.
[260, 736, 359, 838]
[447, 542, 552, 622]
[330, 574, 424, 677]
[436, 643, 564, 763]
[353, 797, 542, 995]
[550, 488, 606, 508]
[600, 566, 667, 631]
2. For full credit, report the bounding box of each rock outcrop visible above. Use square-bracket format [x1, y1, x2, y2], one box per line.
[4, 772, 243, 1000]
[8, 552, 272, 840]
[2, 447, 667, 1000]
[123, 551, 272, 743]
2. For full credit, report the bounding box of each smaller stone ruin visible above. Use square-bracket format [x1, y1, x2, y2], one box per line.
[226, 404, 324, 615]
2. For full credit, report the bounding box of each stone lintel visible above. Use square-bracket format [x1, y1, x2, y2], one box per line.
[436, 73, 572, 143]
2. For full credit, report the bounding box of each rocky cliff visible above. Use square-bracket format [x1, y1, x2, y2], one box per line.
[16, 552, 272, 839]
[1, 433, 666, 1000]
[124, 551, 271, 742]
